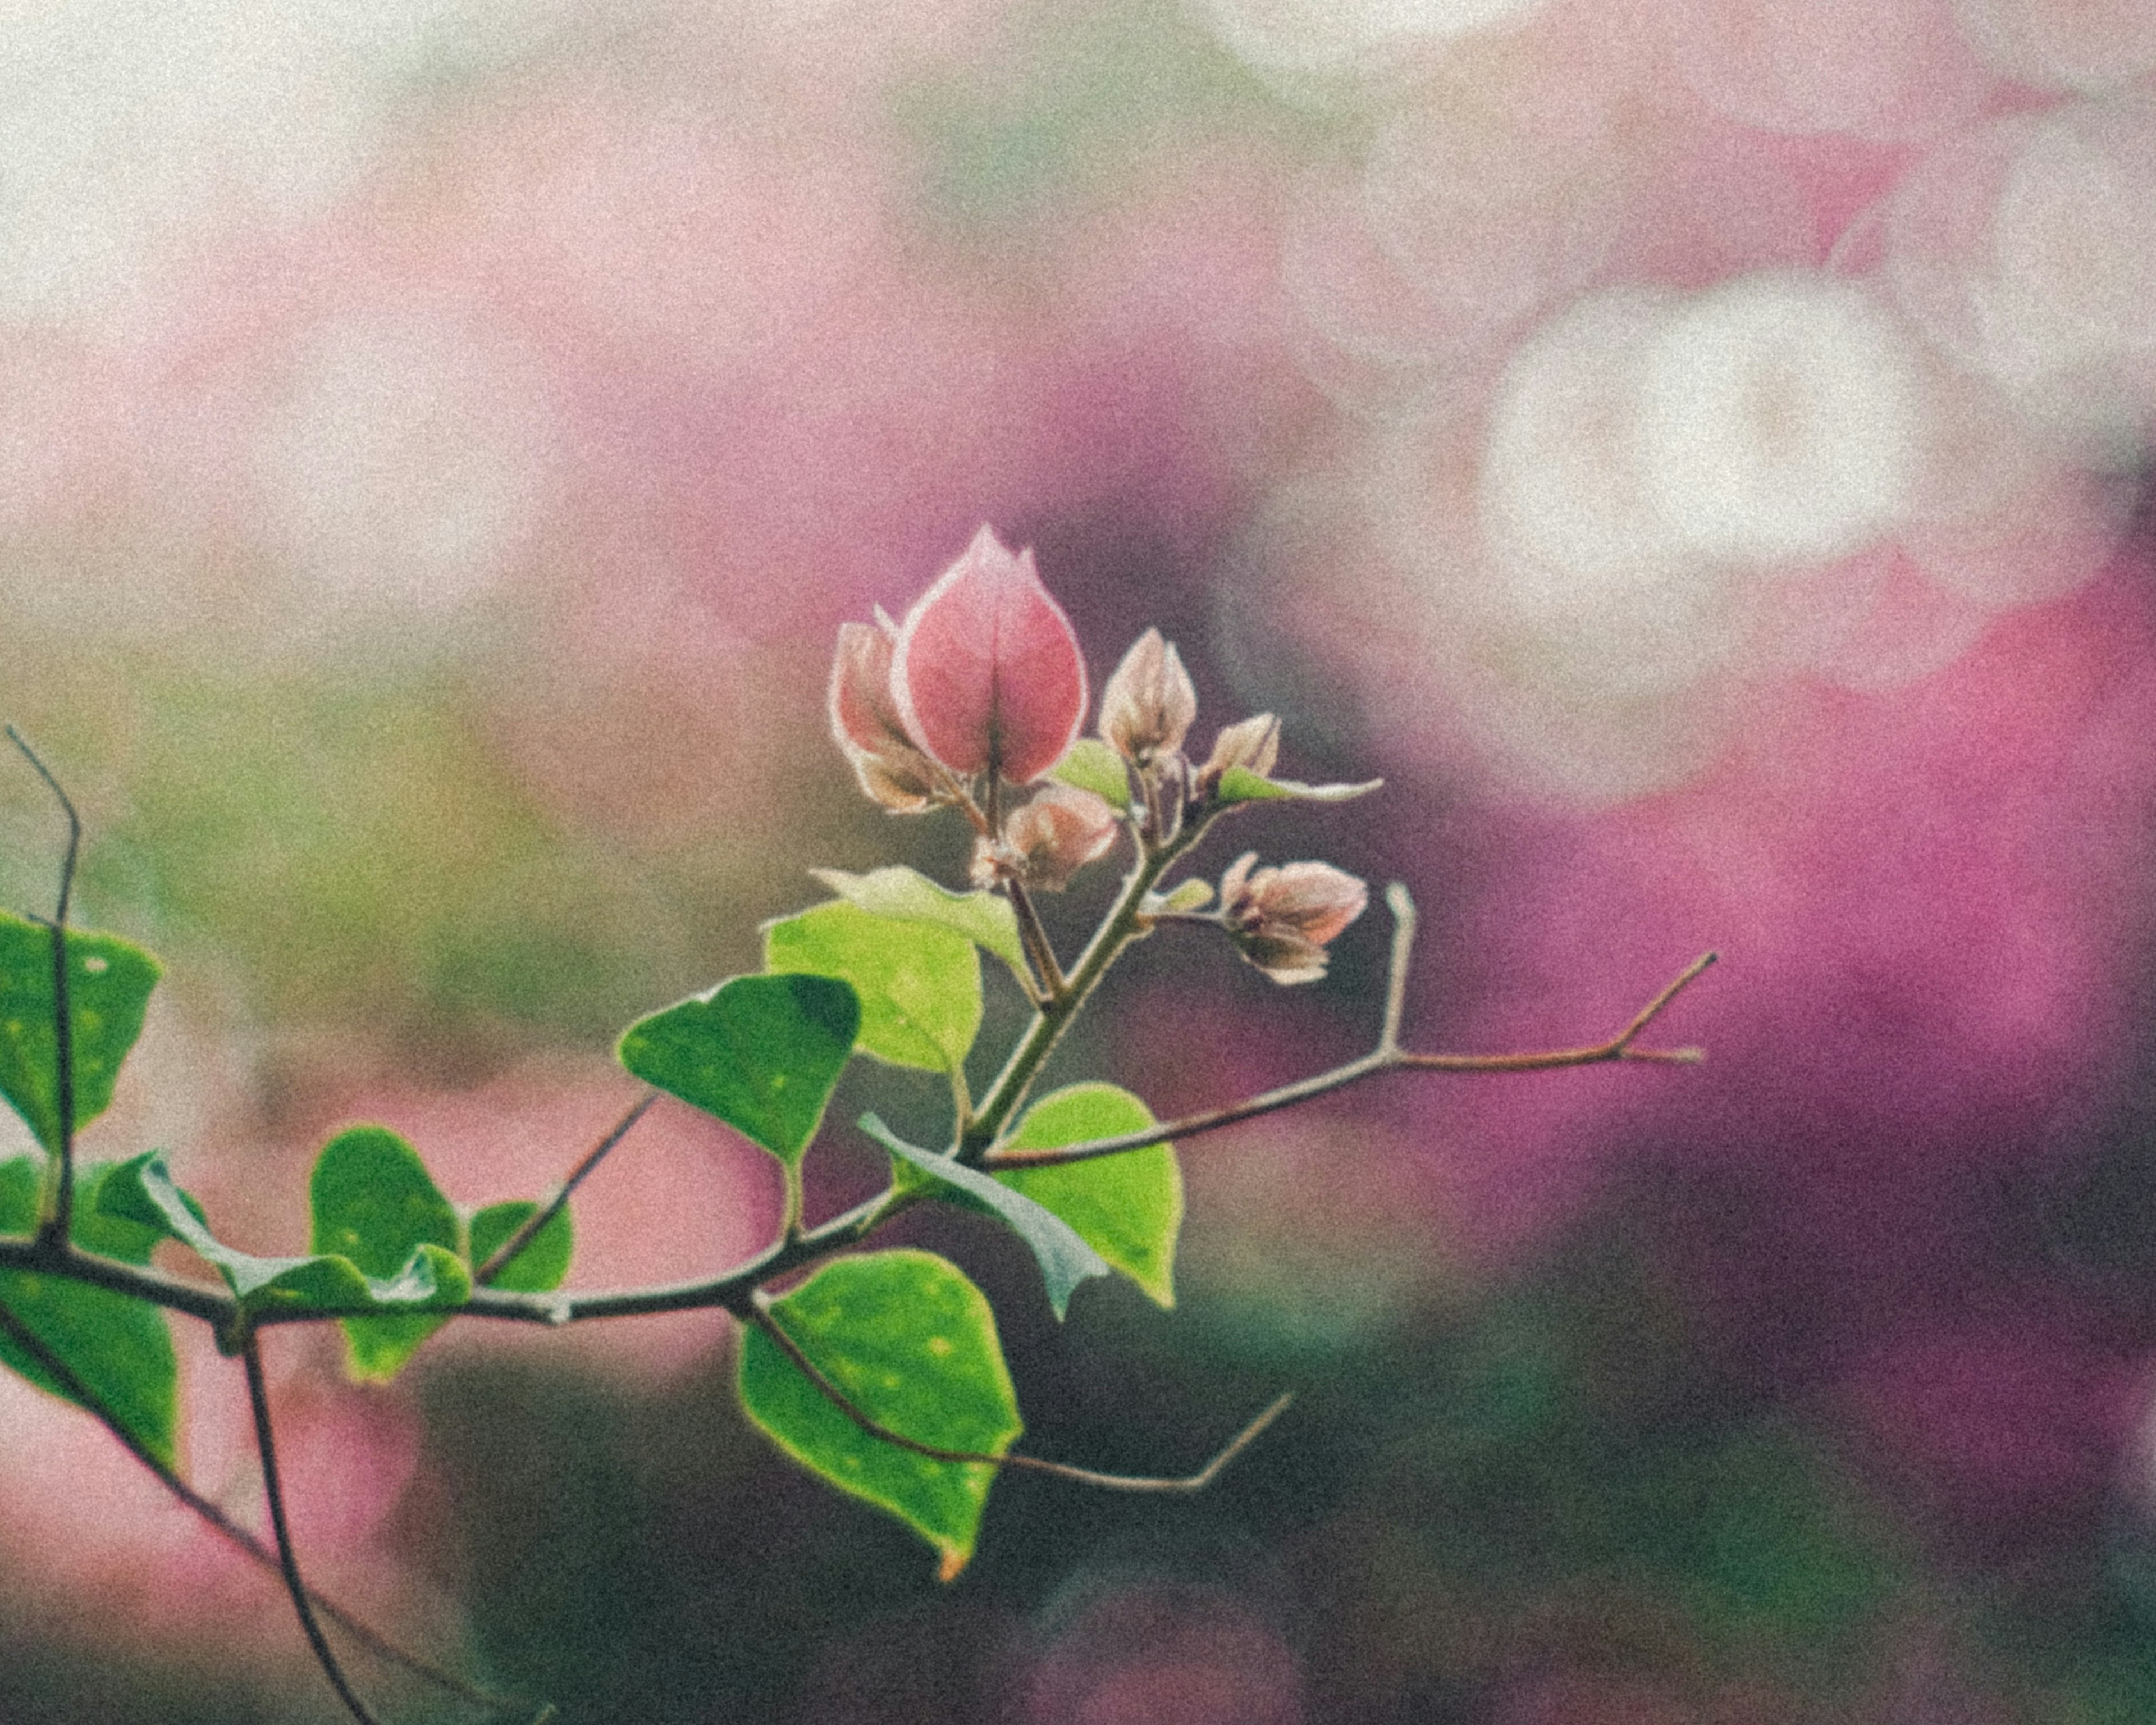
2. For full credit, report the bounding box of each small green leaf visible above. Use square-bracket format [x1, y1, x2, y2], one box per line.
[1213, 766, 1384, 806]
[99, 1151, 471, 1321]
[764, 901, 980, 1076]
[310, 1126, 463, 1382]
[1050, 738, 1131, 809]
[1147, 879, 1214, 915]
[860, 1114, 1109, 1320]
[737, 1249, 1021, 1578]
[808, 866, 1029, 985]
[616, 973, 859, 1167]
[0, 1156, 179, 1466]
[0, 912, 162, 1154]
[997, 1084, 1182, 1309]
[468, 1200, 574, 1294]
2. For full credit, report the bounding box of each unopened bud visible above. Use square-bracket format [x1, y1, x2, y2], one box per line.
[829, 620, 945, 813]
[971, 783, 1120, 892]
[1198, 713, 1281, 794]
[1099, 628, 1198, 766]
[1218, 851, 1367, 984]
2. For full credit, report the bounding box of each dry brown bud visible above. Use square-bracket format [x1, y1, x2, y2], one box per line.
[972, 782, 1121, 892]
[1099, 627, 1198, 766]
[1198, 713, 1281, 793]
[1218, 851, 1368, 984]
[829, 620, 946, 813]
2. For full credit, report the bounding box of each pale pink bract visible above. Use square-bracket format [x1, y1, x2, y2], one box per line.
[890, 525, 1089, 786]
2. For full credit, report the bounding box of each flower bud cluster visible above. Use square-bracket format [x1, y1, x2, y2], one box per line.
[829, 526, 1116, 893]
[829, 526, 1368, 980]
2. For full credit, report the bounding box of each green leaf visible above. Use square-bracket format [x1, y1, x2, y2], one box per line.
[468, 1200, 574, 1294]
[808, 866, 1029, 985]
[99, 1151, 471, 1321]
[997, 1083, 1182, 1309]
[1146, 879, 1213, 915]
[737, 1249, 1021, 1579]
[1213, 766, 1384, 806]
[310, 1126, 463, 1382]
[1050, 738, 1131, 809]
[764, 901, 980, 1076]
[0, 1157, 180, 1467]
[616, 973, 859, 1167]
[860, 1114, 1109, 1321]
[0, 912, 162, 1154]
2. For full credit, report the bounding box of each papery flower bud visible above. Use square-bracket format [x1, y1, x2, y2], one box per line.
[1218, 851, 1367, 984]
[971, 782, 1120, 892]
[1099, 628, 1197, 765]
[828, 620, 945, 812]
[892, 525, 1088, 786]
[1198, 713, 1281, 793]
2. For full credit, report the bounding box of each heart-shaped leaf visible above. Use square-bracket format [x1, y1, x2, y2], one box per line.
[861, 1114, 1109, 1321]
[737, 1249, 1020, 1580]
[997, 1084, 1183, 1309]
[616, 974, 860, 1167]
[310, 1126, 463, 1381]
[0, 912, 162, 1154]
[0, 1157, 178, 1467]
[808, 866, 1029, 985]
[764, 901, 980, 1076]
[98, 1152, 471, 1321]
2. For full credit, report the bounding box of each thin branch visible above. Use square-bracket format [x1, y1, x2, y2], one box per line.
[1378, 881, 1415, 1055]
[0, 1295, 500, 1710]
[6, 724, 80, 930]
[0, 893, 1713, 1330]
[1004, 877, 1067, 1000]
[8, 725, 81, 1252]
[750, 1299, 1289, 1493]
[241, 1327, 390, 1725]
[473, 1092, 657, 1286]
[983, 891, 1716, 1173]
[0, 1234, 235, 1324]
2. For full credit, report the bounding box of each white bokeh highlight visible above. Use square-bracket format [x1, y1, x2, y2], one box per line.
[1636, 273, 1924, 567]
[1200, 0, 1550, 74]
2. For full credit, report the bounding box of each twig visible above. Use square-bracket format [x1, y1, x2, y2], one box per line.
[241, 1326, 390, 1725]
[1004, 877, 1068, 1001]
[8, 726, 81, 1252]
[0, 889, 1712, 1329]
[472, 1092, 657, 1286]
[982, 888, 1716, 1172]
[0, 1294, 499, 1709]
[750, 1297, 1289, 1493]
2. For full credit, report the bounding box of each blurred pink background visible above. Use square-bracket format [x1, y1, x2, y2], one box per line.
[3, 0, 2156, 1718]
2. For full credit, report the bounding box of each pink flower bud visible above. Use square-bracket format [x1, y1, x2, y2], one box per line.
[892, 526, 1088, 786]
[971, 782, 1120, 892]
[1099, 628, 1197, 765]
[1198, 713, 1281, 794]
[1218, 852, 1367, 984]
[828, 620, 947, 812]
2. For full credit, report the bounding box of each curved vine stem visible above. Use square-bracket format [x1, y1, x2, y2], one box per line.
[749, 1295, 1290, 1493]
[241, 1326, 391, 1725]
[0, 1294, 503, 1710]
[7, 725, 80, 1253]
